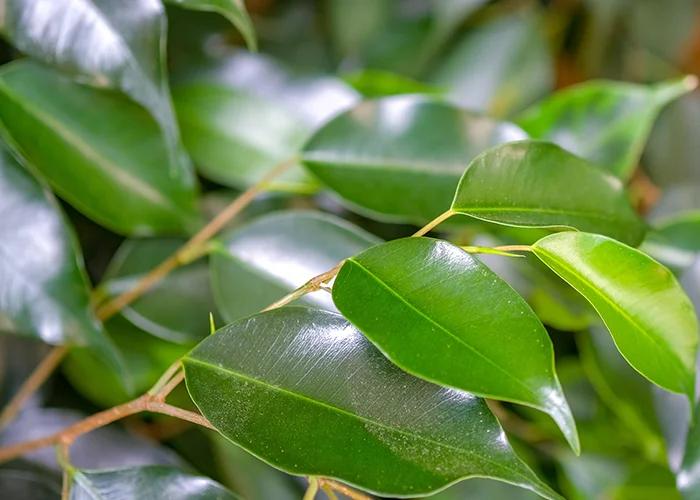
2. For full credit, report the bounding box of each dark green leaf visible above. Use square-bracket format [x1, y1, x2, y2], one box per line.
[63, 316, 191, 408]
[618, 464, 681, 500]
[450, 141, 647, 246]
[0, 61, 198, 236]
[517, 77, 696, 179]
[332, 237, 579, 453]
[69, 466, 238, 500]
[184, 307, 562, 499]
[577, 326, 663, 457]
[327, 0, 392, 57]
[0, 0, 184, 171]
[302, 95, 527, 222]
[556, 453, 628, 500]
[532, 232, 698, 402]
[210, 210, 381, 322]
[174, 84, 316, 192]
[429, 477, 539, 500]
[167, 0, 256, 51]
[0, 142, 123, 377]
[103, 238, 220, 343]
[431, 12, 553, 116]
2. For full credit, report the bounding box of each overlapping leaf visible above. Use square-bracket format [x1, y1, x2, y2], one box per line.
[184, 307, 563, 499]
[103, 238, 220, 343]
[518, 77, 697, 179]
[210, 211, 381, 322]
[451, 141, 646, 246]
[0, 142, 123, 377]
[332, 237, 579, 453]
[302, 95, 527, 222]
[166, 0, 256, 50]
[532, 232, 698, 403]
[69, 466, 238, 500]
[0, 61, 198, 236]
[0, 0, 185, 171]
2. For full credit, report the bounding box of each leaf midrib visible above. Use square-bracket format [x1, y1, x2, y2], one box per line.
[452, 205, 630, 223]
[345, 259, 544, 404]
[183, 356, 536, 485]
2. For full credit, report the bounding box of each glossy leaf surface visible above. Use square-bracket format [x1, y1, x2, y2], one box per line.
[69, 466, 238, 500]
[0, 0, 183, 170]
[167, 0, 256, 50]
[211, 211, 381, 322]
[0, 61, 198, 236]
[104, 238, 220, 343]
[174, 84, 315, 192]
[518, 77, 696, 179]
[532, 232, 698, 401]
[431, 13, 553, 116]
[332, 237, 579, 453]
[451, 141, 646, 246]
[184, 307, 562, 499]
[0, 144, 122, 376]
[302, 95, 527, 222]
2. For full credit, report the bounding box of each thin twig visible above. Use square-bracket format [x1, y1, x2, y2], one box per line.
[263, 262, 345, 312]
[304, 477, 320, 500]
[144, 402, 215, 430]
[95, 156, 297, 322]
[318, 479, 374, 500]
[154, 371, 185, 402]
[0, 346, 69, 430]
[56, 442, 72, 500]
[411, 209, 455, 237]
[147, 361, 183, 397]
[321, 484, 338, 500]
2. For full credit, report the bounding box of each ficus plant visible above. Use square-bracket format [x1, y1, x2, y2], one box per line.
[0, 1, 700, 499]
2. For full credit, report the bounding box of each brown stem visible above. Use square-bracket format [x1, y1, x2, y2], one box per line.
[0, 346, 69, 430]
[318, 479, 374, 500]
[95, 156, 297, 322]
[154, 371, 185, 403]
[143, 402, 215, 430]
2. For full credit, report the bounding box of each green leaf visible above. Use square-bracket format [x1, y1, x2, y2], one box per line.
[643, 212, 700, 273]
[0, 142, 123, 378]
[577, 326, 663, 458]
[64, 316, 191, 408]
[103, 238, 221, 343]
[166, 0, 256, 51]
[532, 232, 698, 402]
[0, 61, 198, 236]
[450, 141, 647, 246]
[184, 307, 563, 499]
[431, 12, 553, 117]
[69, 466, 238, 500]
[0, 0, 184, 172]
[302, 95, 527, 222]
[679, 401, 700, 499]
[210, 210, 381, 323]
[342, 69, 444, 98]
[332, 237, 579, 454]
[517, 77, 697, 179]
[174, 83, 316, 192]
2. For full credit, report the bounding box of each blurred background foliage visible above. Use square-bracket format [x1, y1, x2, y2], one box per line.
[2, 0, 700, 498]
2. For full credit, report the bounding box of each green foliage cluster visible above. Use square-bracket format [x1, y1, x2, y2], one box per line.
[0, 1, 699, 499]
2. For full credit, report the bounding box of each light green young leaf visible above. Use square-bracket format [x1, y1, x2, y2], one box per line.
[166, 0, 256, 51]
[451, 141, 647, 246]
[184, 307, 564, 499]
[0, 61, 198, 236]
[0, 0, 186, 173]
[332, 237, 579, 454]
[302, 95, 527, 222]
[0, 143, 124, 379]
[518, 76, 697, 179]
[532, 232, 698, 403]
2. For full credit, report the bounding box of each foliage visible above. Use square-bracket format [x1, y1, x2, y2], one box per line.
[0, 1, 699, 499]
